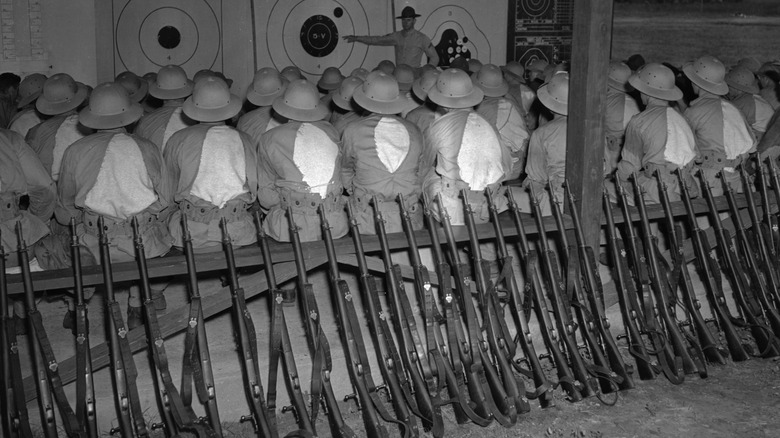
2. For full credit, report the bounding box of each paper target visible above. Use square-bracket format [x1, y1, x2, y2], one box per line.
[113, 0, 222, 76]
[520, 0, 554, 19]
[419, 5, 491, 66]
[518, 47, 550, 67]
[266, 0, 370, 77]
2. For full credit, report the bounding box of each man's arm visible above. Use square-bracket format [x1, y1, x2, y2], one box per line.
[342, 33, 397, 46]
[423, 41, 439, 66]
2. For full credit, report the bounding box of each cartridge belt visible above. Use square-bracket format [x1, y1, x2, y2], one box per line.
[82, 210, 158, 237]
[181, 199, 249, 224]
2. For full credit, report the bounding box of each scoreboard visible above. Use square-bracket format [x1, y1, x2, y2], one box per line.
[507, 0, 574, 67]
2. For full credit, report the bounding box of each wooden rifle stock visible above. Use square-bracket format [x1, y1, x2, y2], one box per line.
[602, 189, 659, 380]
[486, 190, 554, 408]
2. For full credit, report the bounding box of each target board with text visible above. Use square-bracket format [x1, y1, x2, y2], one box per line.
[507, 0, 574, 67]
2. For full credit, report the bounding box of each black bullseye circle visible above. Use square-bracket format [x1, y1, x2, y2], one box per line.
[300, 15, 339, 57]
[158, 25, 181, 49]
[333, 7, 343, 18]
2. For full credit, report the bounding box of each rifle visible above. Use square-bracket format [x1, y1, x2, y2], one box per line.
[739, 165, 780, 311]
[372, 196, 445, 433]
[656, 173, 727, 367]
[420, 193, 493, 426]
[98, 218, 149, 437]
[601, 188, 659, 380]
[459, 190, 530, 420]
[286, 209, 356, 438]
[485, 189, 554, 408]
[345, 201, 420, 437]
[630, 174, 705, 377]
[506, 188, 582, 402]
[17, 222, 78, 437]
[676, 170, 749, 362]
[132, 218, 218, 438]
[765, 159, 780, 253]
[527, 185, 597, 399]
[755, 156, 780, 259]
[69, 219, 98, 438]
[615, 180, 685, 384]
[318, 206, 395, 438]
[723, 171, 780, 338]
[1, 228, 33, 438]
[219, 218, 275, 437]
[436, 193, 520, 424]
[179, 215, 222, 436]
[256, 213, 315, 437]
[561, 183, 634, 391]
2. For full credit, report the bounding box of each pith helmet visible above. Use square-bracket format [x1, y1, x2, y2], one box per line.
[725, 66, 759, 95]
[628, 63, 683, 101]
[317, 67, 344, 91]
[182, 77, 242, 122]
[353, 71, 411, 115]
[394, 64, 416, 92]
[115, 71, 149, 103]
[332, 76, 364, 111]
[350, 67, 369, 81]
[280, 66, 304, 83]
[427, 68, 484, 109]
[527, 59, 549, 74]
[468, 59, 483, 74]
[537, 72, 569, 115]
[502, 61, 525, 82]
[473, 64, 509, 98]
[246, 68, 287, 107]
[36, 73, 88, 115]
[608, 61, 633, 92]
[683, 55, 729, 96]
[78, 82, 143, 130]
[272, 79, 329, 122]
[149, 65, 193, 100]
[412, 69, 440, 101]
[449, 56, 470, 73]
[737, 57, 762, 74]
[376, 60, 396, 76]
[17, 73, 47, 108]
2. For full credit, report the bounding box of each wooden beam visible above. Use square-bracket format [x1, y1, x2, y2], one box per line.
[566, 0, 614, 249]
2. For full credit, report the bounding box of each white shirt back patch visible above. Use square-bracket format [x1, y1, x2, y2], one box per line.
[664, 108, 697, 168]
[497, 99, 529, 151]
[293, 123, 338, 198]
[162, 107, 189, 152]
[84, 134, 157, 219]
[190, 126, 247, 208]
[721, 100, 755, 160]
[52, 114, 87, 181]
[374, 117, 410, 173]
[458, 113, 503, 191]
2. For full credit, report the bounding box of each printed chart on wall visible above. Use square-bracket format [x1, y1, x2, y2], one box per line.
[417, 4, 493, 67]
[262, 0, 371, 77]
[112, 0, 223, 78]
[507, 0, 573, 67]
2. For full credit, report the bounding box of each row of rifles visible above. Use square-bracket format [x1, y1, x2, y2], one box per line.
[3, 154, 780, 437]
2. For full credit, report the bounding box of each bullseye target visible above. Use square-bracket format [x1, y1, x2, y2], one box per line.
[419, 5, 491, 66]
[520, 0, 553, 18]
[266, 0, 370, 77]
[113, 0, 222, 76]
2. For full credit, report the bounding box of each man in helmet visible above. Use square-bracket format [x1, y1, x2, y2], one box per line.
[614, 63, 698, 204]
[134, 65, 196, 151]
[422, 68, 512, 225]
[257, 79, 346, 241]
[56, 82, 173, 329]
[523, 72, 570, 215]
[330, 75, 364, 135]
[405, 68, 442, 134]
[164, 76, 258, 251]
[317, 66, 344, 121]
[27, 73, 92, 182]
[683, 55, 755, 195]
[342, 6, 440, 68]
[725, 65, 774, 142]
[503, 61, 536, 130]
[9, 73, 46, 138]
[342, 71, 423, 234]
[605, 61, 641, 175]
[115, 71, 150, 115]
[474, 64, 531, 181]
[237, 67, 288, 147]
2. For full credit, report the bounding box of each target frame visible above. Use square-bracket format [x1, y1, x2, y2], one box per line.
[419, 5, 491, 64]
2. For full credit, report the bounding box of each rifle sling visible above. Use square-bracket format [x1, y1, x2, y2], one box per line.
[181, 295, 201, 407]
[74, 305, 88, 428]
[5, 318, 34, 438]
[108, 301, 149, 436]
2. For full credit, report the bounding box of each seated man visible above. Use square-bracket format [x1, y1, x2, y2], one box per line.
[605, 62, 641, 176]
[9, 73, 46, 138]
[725, 65, 774, 142]
[343, 71, 423, 234]
[237, 67, 288, 146]
[422, 68, 512, 225]
[134, 65, 196, 152]
[330, 75, 364, 135]
[165, 77, 257, 251]
[57, 82, 173, 329]
[258, 79, 347, 241]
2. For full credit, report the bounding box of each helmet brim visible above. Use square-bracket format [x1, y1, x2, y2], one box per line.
[427, 86, 484, 109]
[79, 101, 143, 130]
[628, 74, 683, 102]
[149, 80, 194, 100]
[683, 63, 729, 96]
[353, 86, 413, 115]
[537, 84, 568, 116]
[272, 96, 329, 122]
[182, 94, 243, 122]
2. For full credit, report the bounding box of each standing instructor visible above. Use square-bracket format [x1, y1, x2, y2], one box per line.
[343, 6, 440, 68]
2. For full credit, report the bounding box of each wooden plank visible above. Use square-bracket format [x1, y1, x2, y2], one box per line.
[566, 0, 614, 249]
[23, 258, 327, 403]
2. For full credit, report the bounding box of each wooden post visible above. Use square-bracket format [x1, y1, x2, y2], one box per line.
[566, 0, 614, 249]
